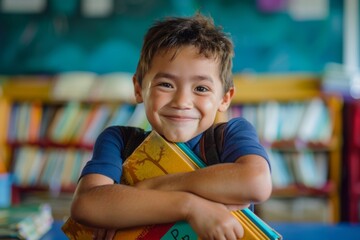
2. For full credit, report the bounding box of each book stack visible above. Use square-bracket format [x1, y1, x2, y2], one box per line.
[0, 203, 53, 240]
[62, 131, 282, 239]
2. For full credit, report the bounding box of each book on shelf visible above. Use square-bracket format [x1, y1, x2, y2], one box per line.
[291, 152, 328, 189]
[48, 102, 83, 143]
[297, 98, 332, 142]
[38, 105, 58, 141]
[0, 203, 53, 240]
[258, 197, 330, 222]
[62, 131, 282, 240]
[125, 103, 151, 130]
[7, 101, 152, 146]
[266, 150, 294, 188]
[12, 146, 91, 189]
[230, 99, 333, 143]
[267, 150, 329, 190]
[80, 105, 112, 145]
[262, 101, 280, 142]
[106, 103, 135, 127]
[28, 102, 43, 143]
[16, 103, 30, 143]
[7, 102, 18, 143]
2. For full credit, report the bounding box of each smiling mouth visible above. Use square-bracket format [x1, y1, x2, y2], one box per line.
[163, 115, 197, 121]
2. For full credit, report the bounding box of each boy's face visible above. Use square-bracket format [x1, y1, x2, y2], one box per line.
[133, 46, 234, 142]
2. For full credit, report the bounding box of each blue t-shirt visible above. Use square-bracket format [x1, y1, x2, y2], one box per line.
[80, 117, 269, 183]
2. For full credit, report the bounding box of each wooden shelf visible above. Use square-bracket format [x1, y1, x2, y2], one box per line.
[7, 141, 94, 151]
[2, 76, 54, 101]
[232, 73, 321, 103]
[264, 137, 341, 152]
[272, 181, 335, 197]
[12, 184, 76, 194]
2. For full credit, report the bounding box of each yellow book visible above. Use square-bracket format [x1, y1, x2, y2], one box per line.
[62, 131, 282, 240]
[28, 102, 43, 143]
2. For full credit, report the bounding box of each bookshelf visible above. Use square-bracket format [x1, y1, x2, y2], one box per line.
[0, 73, 150, 219]
[1, 73, 344, 223]
[230, 73, 343, 223]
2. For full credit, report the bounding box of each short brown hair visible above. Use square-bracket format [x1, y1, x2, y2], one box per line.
[135, 13, 234, 93]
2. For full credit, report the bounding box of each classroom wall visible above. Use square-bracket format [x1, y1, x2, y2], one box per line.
[0, 0, 343, 75]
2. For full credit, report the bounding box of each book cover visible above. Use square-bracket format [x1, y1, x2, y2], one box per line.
[62, 131, 282, 240]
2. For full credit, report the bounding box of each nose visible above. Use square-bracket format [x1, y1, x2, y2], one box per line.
[171, 88, 193, 109]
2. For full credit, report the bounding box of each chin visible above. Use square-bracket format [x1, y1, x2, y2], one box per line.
[162, 133, 191, 143]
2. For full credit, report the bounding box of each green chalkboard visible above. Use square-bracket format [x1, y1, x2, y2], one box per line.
[0, 0, 343, 75]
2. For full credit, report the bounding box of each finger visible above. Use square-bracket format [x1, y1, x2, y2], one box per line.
[94, 229, 106, 240]
[211, 228, 226, 240]
[234, 223, 244, 239]
[216, 235, 227, 240]
[221, 222, 240, 240]
[105, 229, 116, 240]
[222, 228, 237, 240]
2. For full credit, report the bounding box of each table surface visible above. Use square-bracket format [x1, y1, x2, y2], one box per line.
[43, 221, 360, 240]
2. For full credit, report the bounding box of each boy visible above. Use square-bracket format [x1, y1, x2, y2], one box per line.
[71, 13, 272, 240]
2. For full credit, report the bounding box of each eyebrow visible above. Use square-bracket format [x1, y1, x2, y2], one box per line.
[154, 72, 177, 80]
[154, 72, 214, 83]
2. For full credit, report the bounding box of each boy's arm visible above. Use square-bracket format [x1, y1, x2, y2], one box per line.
[135, 154, 272, 205]
[71, 173, 190, 229]
[70, 173, 245, 239]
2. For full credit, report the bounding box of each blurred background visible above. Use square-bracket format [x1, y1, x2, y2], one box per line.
[0, 0, 360, 238]
[0, 0, 344, 74]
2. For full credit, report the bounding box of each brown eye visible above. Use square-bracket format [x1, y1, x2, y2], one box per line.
[159, 82, 173, 88]
[195, 86, 209, 92]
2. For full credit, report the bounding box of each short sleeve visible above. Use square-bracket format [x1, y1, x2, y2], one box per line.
[221, 117, 269, 166]
[80, 126, 124, 183]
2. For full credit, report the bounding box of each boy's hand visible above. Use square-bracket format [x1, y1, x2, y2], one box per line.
[93, 228, 116, 240]
[186, 195, 244, 240]
[135, 174, 248, 239]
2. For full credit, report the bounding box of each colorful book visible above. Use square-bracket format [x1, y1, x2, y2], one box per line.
[28, 102, 43, 143]
[62, 131, 282, 240]
[0, 203, 53, 240]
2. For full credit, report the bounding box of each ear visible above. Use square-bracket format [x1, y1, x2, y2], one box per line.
[218, 87, 234, 112]
[133, 75, 143, 103]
